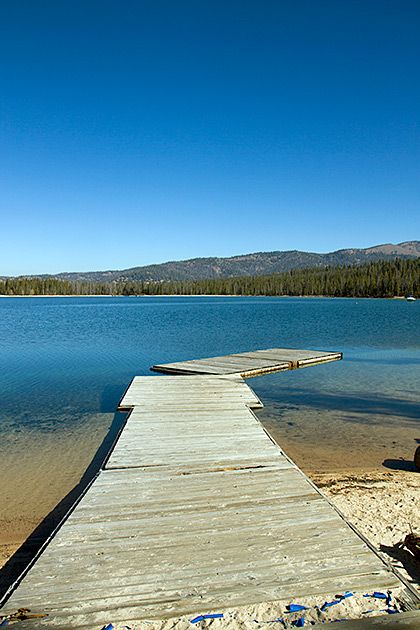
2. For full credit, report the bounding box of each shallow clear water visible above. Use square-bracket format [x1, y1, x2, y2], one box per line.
[0, 295, 419, 458]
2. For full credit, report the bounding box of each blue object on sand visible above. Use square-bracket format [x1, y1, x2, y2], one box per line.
[292, 619, 305, 627]
[364, 592, 387, 599]
[0, 620, 9, 627]
[190, 614, 224, 624]
[286, 604, 307, 612]
[102, 625, 114, 630]
[320, 591, 354, 611]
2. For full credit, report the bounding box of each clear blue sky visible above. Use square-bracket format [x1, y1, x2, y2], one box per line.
[1, 0, 419, 275]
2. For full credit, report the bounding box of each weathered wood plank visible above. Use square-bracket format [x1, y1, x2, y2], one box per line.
[119, 374, 263, 409]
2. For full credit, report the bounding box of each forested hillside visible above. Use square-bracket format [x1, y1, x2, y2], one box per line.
[1, 259, 418, 298]
[53, 241, 420, 282]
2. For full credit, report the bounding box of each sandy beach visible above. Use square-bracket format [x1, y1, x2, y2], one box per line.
[313, 470, 420, 588]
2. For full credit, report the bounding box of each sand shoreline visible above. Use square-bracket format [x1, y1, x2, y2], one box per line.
[311, 469, 420, 591]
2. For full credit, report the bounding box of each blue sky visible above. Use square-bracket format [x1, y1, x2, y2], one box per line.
[1, 0, 419, 275]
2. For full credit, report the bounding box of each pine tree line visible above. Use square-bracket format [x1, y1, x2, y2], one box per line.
[0, 258, 418, 298]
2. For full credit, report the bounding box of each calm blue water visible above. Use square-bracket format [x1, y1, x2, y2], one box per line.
[0, 296, 419, 449]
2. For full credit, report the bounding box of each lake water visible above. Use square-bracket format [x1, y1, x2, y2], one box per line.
[0, 296, 419, 564]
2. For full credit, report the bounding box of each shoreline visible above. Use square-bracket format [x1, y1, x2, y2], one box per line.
[0, 294, 414, 299]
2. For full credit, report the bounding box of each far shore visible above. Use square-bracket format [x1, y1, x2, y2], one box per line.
[0, 293, 414, 299]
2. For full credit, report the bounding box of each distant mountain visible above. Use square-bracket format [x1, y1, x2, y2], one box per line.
[19, 241, 420, 283]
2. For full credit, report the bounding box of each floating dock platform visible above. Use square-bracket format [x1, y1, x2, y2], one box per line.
[152, 347, 342, 377]
[1, 348, 417, 628]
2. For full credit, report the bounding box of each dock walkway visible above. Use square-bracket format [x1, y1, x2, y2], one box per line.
[0, 348, 414, 628]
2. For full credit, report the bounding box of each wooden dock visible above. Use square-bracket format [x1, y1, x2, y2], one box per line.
[152, 347, 342, 377]
[0, 348, 416, 629]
